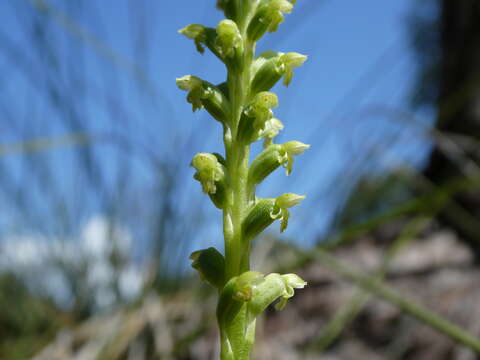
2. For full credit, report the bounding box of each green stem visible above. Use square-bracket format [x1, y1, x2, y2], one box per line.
[220, 305, 256, 360]
[221, 9, 257, 359]
[180, 2, 306, 359]
[224, 52, 253, 279]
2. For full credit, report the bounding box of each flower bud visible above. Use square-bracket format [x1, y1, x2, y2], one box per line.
[274, 193, 306, 232]
[216, 20, 242, 59]
[247, 0, 294, 41]
[190, 247, 226, 288]
[191, 152, 225, 195]
[237, 92, 278, 143]
[242, 198, 277, 241]
[248, 144, 287, 185]
[176, 75, 230, 123]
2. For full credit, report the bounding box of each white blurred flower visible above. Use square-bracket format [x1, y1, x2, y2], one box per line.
[0, 215, 145, 311]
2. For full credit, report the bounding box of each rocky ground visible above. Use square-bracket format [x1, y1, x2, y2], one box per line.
[34, 230, 480, 360]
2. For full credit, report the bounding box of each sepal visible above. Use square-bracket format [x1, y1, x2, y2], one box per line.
[178, 24, 221, 58]
[190, 247, 226, 288]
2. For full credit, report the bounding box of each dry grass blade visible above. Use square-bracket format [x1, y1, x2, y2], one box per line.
[310, 247, 480, 353]
[0, 133, 95, 157]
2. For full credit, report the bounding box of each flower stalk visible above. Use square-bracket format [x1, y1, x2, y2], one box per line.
[177, 1, 308, 358]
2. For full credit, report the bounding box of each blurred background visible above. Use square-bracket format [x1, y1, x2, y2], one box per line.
[1, 0, 480, 359]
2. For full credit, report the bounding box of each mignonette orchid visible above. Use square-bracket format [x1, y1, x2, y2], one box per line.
[176, 1, 308, 358]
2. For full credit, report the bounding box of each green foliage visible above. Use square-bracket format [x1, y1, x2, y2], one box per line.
[0, 273, 65, 359]
[335, 170, 413, 231]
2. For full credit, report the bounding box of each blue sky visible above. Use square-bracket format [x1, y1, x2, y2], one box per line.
[167, 0, 430, 244]
[0, 0, 433, 260]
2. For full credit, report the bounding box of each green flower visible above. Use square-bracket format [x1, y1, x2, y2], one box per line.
[251, 51, 307, 93]
[247, 0, 295, 41]
[272, 193, 306, 232]
[260, 118, 284, 147]
[282, 141, 310, 175]
[176, 75, 205, 111]
[176, 75, 230, 123]
[191, 153, 225, 194]
[179, 24, 208, 53]
[237, 92, 279, 143]
[280, 52, 308, 86]
[248, 272, 307, 314]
